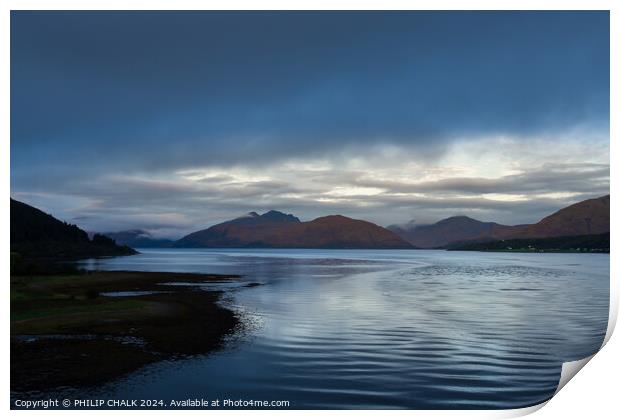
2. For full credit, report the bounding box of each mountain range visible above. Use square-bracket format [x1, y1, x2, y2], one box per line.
[388, 195, 610, 248]
[175, 211, 414, 249]
[11, 194, 610, 252]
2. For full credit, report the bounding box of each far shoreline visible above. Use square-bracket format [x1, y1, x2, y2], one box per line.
[127, 246, 609, 254]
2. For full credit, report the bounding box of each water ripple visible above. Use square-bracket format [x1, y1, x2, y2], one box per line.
[53, 249, 610, 409]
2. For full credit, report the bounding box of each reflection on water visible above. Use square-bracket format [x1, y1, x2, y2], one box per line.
[73, 250, 609, 408]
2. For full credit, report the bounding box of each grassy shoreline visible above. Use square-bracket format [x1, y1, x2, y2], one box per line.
[11, 270, 242, 393]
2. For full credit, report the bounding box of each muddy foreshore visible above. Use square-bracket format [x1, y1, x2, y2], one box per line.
[11, 271, 243, 394]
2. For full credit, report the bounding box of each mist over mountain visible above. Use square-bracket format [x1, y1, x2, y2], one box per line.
[103, 229, 174, 248]
[389, 216, 509, 249]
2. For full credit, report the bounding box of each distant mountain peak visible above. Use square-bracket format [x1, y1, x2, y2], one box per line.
[437, 215, 487, 225]
[175, 210, 411, 249]
[388, 214, 504, 248]
[312, 215, 353, 223]
[263, 210, 286, 216]
[315, 214, 344, 219]
[258, 210, 300, 223]
[235, 210, 300, 222]
[388, 194, 609, 248]
[444, 215, 476, 221]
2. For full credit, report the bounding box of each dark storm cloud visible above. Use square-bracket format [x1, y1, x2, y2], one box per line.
[11, 11, 609, 176]
[10, 11, 610, 234]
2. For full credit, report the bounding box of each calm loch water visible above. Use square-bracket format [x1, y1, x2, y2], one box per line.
[70, 249, 608, 408]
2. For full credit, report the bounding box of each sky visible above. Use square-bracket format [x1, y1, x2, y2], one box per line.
[11, 11, 609, 239]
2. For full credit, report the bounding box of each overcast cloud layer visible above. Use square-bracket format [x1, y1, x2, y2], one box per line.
[10, 11, 609, 238]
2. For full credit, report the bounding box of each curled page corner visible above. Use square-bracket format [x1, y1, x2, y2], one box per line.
[497, 400, 549, 418]
[549, 274, 618, 399]
[602, 285, 618, 348]
[555, 354, 596, 395]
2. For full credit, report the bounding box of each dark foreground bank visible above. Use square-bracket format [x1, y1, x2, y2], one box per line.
[11, 270, 242, 394]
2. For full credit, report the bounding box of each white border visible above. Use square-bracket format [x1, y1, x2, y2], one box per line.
[3, 2, 617, 419]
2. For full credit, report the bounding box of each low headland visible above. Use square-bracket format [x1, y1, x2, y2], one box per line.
[447, 232, 609, 253]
